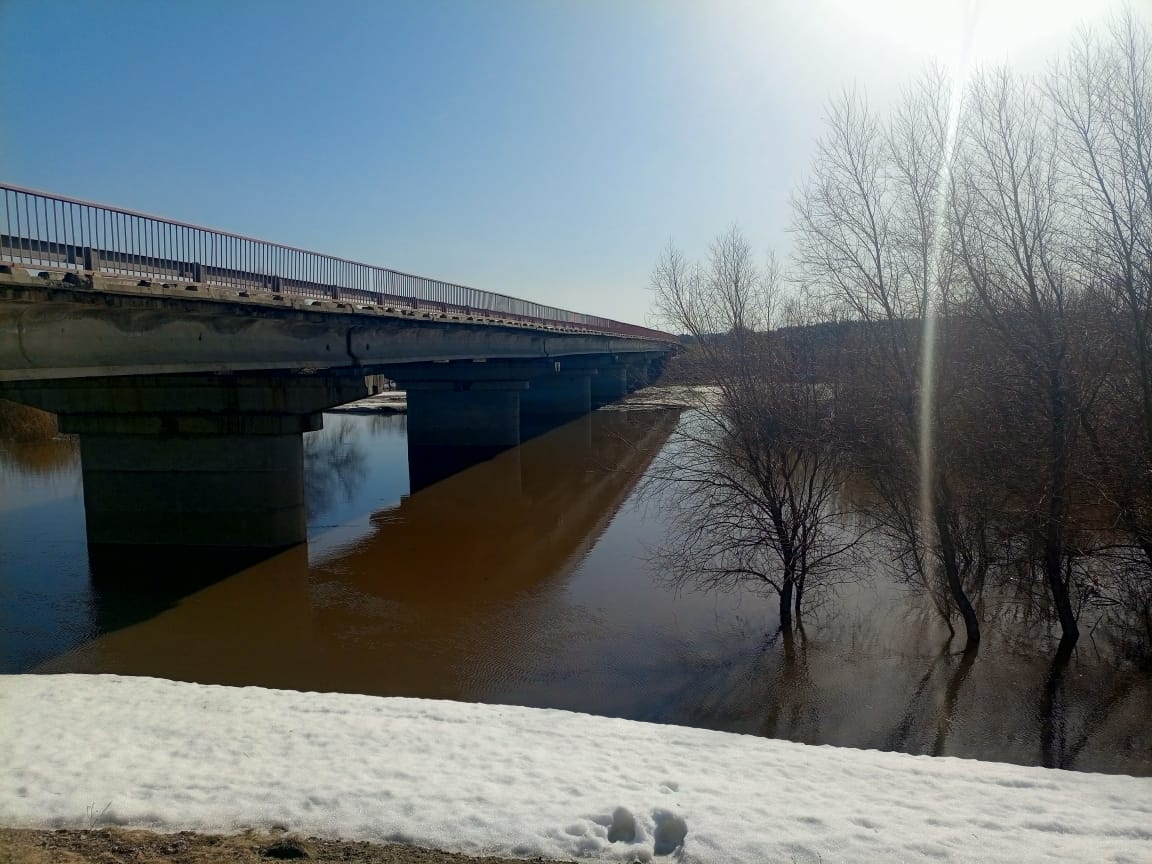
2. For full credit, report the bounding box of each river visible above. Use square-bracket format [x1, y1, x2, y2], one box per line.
[1, 405, 1149, 775]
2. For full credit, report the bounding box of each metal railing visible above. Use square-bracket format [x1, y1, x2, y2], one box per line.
[0, 183, 673, 341]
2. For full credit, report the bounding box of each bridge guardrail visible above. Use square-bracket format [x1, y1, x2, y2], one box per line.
[0, 183, 675, 342]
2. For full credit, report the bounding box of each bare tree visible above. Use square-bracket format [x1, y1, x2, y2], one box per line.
[648, 228, 861, 628]
[793, 77, 983, 649]
[1049, 11, 1152, 579]
[950, 66, 1088, 644]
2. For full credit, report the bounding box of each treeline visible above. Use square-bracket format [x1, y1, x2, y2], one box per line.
[649, 11, 1151, 656]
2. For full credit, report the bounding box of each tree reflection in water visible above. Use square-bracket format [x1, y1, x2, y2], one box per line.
[0, 435, 79, 479]
[304, 416, 368, 522]
[643, 474, 1151, 771]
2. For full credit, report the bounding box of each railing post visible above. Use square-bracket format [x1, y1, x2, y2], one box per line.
[193, 262, 204, 283]
[83, 247, 100, 272]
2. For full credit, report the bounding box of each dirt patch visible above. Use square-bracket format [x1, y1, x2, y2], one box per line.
[0, 828, 569, 864]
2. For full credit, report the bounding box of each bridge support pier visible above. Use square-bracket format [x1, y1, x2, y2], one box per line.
[403, 382, 527, 490]
[625, 362, 650, 392]
[2, 372, 368, 549]
[590, 367, 628, 408]
[520, 373, 591, 439]
[76, 429, 309, 548]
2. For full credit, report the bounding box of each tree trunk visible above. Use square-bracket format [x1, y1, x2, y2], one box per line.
[1039, 636, 1076, 769]
[1045, 372, 1079, 643]
[1043, 534, 1079, 642]
[779, 578, 794, 629]
[934, 474, 980, 650]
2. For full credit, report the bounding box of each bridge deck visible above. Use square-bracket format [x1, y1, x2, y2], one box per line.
[1, 183, 672, 342]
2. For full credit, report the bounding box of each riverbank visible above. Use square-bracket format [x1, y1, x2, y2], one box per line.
[2, 675, 1150, 863]
[323, 384, 697, 415]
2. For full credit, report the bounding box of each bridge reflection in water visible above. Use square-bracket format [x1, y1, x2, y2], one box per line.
[38, 408, 681, 701]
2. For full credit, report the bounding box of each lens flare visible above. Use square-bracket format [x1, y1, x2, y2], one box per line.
[918, 2, 977, 556]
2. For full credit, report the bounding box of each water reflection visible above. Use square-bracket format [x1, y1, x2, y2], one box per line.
[0, 435, 79, 481]
[86, 544, 298, 636]
[3, 409, 1150, 775]
[1038, 642, 1143, 771]
[33, 410, 680, 699]
[43, 544, 318, 691]
[304, 415, 370, 519]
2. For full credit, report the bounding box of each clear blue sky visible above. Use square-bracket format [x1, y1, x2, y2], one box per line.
[0, 0, 1135, 324]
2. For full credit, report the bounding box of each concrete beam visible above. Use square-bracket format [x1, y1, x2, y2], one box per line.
[1, 372, 368, 421]
[0, 276, 675, 382]
[382, 359, 557, 383]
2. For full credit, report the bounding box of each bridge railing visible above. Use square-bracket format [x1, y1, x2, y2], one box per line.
[0, 183, 674, 341]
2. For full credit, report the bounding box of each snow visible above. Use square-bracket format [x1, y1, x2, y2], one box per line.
[2, 675, 1150, 863]
[327, 390, 407, 414]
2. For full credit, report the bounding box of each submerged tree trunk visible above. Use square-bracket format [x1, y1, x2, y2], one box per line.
[934, 474, 980, 650]
[779, 577, 794, 629]
[1045, 374, 1079, 644]
[1044, 535, 1079, 644]
[1040, 636, 1077, 768]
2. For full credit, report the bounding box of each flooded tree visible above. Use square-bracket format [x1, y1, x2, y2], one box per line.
[950, 65, 1105, 646]
[1048, 11, 1152, 641]
[791, 74, 984, 649]
[649, 11, 1152, 658]
[648, 228, 861, 628]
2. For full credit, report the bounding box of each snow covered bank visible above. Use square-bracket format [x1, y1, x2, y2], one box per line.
[2, 676, 1149, 863]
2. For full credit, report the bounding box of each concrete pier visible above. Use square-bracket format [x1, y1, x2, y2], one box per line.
[404, 384, 524, 449]
[79, 432, 307, 547]
[624, 360, 650, 392]
[403, 383, 527, 490]
[591, 367, 628, 407]
[519, 373, 592, 440]
[520, 374, 591, 422]
[3, 372, 367, 548]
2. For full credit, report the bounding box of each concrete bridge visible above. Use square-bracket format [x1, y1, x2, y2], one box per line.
[0, 184, 676, 551]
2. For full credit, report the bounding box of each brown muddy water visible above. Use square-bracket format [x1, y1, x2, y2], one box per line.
[1, 406, 1150, 775]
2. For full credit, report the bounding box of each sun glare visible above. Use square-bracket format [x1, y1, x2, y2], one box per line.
[826, 0, 1133, 68]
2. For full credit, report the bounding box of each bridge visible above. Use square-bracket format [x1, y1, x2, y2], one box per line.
[0, 183, 676, 552]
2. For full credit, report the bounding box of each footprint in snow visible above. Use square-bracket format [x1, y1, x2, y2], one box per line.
[601, 805, 688, 857]
[652, 809, 688, 856]
[608, 806, 638, 843]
